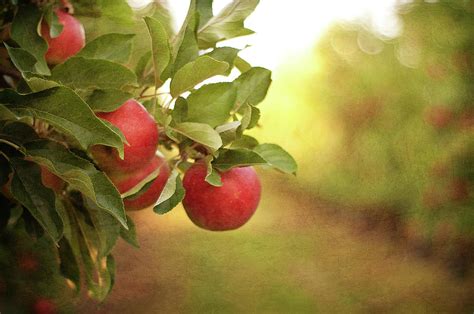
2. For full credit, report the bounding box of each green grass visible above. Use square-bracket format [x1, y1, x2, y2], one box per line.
[79, 174, 474, 313]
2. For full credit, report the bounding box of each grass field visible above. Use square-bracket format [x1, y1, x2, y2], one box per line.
[79, 173, 474, 313]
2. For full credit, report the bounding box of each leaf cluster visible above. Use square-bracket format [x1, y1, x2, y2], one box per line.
[0, 0, 297, 301]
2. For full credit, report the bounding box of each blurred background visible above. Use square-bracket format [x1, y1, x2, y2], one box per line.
[82, 0, 474, 312]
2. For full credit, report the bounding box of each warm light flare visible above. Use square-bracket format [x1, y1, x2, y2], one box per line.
[161, 0, 400, 70]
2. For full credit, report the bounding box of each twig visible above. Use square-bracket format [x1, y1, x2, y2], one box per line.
[137, 92, 170, 100]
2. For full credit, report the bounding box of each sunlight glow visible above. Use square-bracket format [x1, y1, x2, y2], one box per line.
[130, 0, 400, 70]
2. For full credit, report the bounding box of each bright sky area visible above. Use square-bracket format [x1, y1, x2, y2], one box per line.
[128, 0, 401, 70]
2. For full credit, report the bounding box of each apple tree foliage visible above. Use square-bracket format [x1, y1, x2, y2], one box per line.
[0, 0, 297, 308]
[296, 0, 472, 274]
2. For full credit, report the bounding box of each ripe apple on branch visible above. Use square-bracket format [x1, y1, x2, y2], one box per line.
[0, 0, 297, 307]
[41, 9, 85, 65]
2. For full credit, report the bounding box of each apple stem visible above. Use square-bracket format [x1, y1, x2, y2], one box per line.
[60, 0, 74, 14]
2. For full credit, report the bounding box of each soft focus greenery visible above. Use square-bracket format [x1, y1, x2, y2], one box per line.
[253, 0, 473, 244]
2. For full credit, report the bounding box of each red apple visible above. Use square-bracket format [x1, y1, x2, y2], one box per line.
[109, 156, 170, 211]
[32, 298, 56, 314]
[426, 63, 447, 80]
[1, 165, 64, 196]
[41, 9, 85, 65]
[18, 252, 39, 273]
[424, 105, 453, 129]
[182, 164, 261, 231]
[448, 179, 470, 202]
[40, 166, 64, 192]
[91, 99, 159, 174]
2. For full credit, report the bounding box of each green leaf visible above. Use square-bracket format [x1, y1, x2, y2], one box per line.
[120, 215, 139, 248]
[4, 44, 39, 76]
[239, 103, 260, 133]
[65, 195, 118, 301]
[154, 169, 178, 207]
[230, 135, 259, 149]
[135, 51, 153, 86]
[173, 122, 222, 151]
[85, 89, 133, 112]
[234, 67, 272, 106]
[24, 77, 60, 92]
[75, 0, 134, 25]
[205, 47, 240, 75]
[154, 172, 185, 215]
[215, 121, 241, 133]
[0, 104, 17, 120]
[121, 165, 163, 198]
[107, 254, 116, 293]
[239, 103, 251, 131]
[170, 0, 199, 75]
[254, 144, 297, 174]
[198, 0, 259, 49]
[77, 33, 135, 64]
[0, 120, 39, 146]
[100, 0, 135, 24]
[51, 57, 138, 90]
[213, 148, 267, 171]
[75, 210, 115, 301]
[44, 8, 64, 38]
[172, 97, 188, 123]
[205, 168, 222, 187]
[186, 82, 236, 127]
[216, 120, 241, 146]
[204, 156, 222, 187]
[197, 0, 214, 29]
[10, 5, 50, 75]
[144, 17, 172, 87]
[23, 214, 46, 239]
[148, 2, 174, 35]
[25, 140, 128, 228]
[10, 158, 63, 241]
[234, 56, 252, 73]
[170, 56, 229, 97]
[58, 238, 81, 292]
[248, 106, 260, 128]
[82, 197, 121, 258]
[154, 105, 172, 128]
[56, 198, 81, 267]
[0, 87, 125, 155]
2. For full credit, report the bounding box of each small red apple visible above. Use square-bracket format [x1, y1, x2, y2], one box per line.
[41, 9, 85, 65]
[18, 252, 39, 273]
[182, 164, 261, 231]
[448, 179, 470, 202]
[109, 156, 170, 211]
[424, 105, 453, 129]
[1, 165, 64, 196]
[32, 298, 56, 314]
[40, 166, 64, 192]
[91, 99, 159, 174]
[426, 63, 447, 80]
